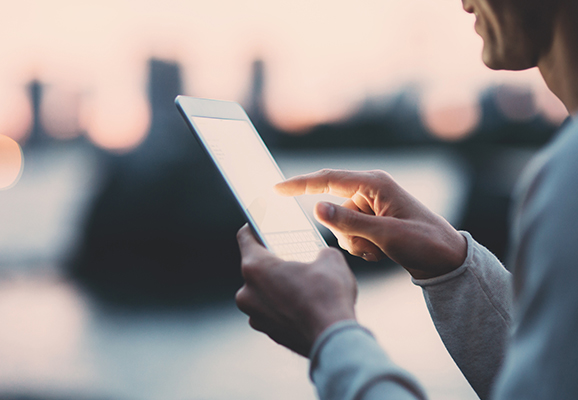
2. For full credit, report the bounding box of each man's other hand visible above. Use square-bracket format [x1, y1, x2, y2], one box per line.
[275, 169, 467, 280]
[235, 224, 357, 357]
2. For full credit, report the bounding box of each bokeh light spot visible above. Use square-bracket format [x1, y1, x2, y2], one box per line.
[83, 90, 150, 153]
[0, 134, 24, 190]
[494, 85, 537, 122]
[421, 95, 481, 141]
[0, 84, 32, 144]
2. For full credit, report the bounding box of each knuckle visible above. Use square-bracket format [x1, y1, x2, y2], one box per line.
[318, 168, 335, 176]
[368, 170, 394, 188]
[235, 286, 249, 306]
[248, 317, 266, 332]
[322, 246, 347, 263]
[350, 235, 367, 251]
[237, 223, 250, 239]
[235, 286, 257, 315]
[240, 256, 252, 271]
[365, 170, 399, 203]
[370, 169, 391, 180]
[241, 256, 271, 285]
[317, 169, 335, 190]
[240, 260, 258, 282]
[336, 237, 352, 253]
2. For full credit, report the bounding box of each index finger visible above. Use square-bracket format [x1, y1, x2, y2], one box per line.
[274, 169, 377, 199]
[236, 224, 277, 263]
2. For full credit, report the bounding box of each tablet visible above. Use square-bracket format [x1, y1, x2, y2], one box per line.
[175, 96, 327, 262]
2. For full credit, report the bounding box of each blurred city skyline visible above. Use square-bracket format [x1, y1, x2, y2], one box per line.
[0, 0, 568, 151]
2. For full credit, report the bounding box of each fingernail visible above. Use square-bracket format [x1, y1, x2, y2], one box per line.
[317, 202, 335, 220]
[363, 252, 378, 262]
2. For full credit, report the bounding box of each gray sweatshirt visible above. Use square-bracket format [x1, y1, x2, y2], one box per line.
[309, 117, 578, 400]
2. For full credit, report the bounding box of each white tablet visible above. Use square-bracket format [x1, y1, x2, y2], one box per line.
[175, 96, 327, 262]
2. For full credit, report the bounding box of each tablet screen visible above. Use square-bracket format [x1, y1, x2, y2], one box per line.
[191, 117, 325, 261]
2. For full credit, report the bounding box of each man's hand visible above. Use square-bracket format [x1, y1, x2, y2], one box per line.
[275, 169, 467, 280]
[235, 224, 357, 357]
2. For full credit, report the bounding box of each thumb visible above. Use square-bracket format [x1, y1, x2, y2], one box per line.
[237, 224, 272, 260]
[314, 202, 387, 242]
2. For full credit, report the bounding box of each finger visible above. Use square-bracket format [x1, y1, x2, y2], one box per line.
[235, 285, 255, 315]
[339, 198, 374, 216]
[236, 286, 278, 328]
[248, 316, 268, 332]
[319, 200, 384, 260]
[236, 224, 273, 261]
[327, 226, 384, 261]
[325, 223, 357, 253]
[314, 201, 394, 248]
[348, 237, 384, 262]
[275, 169, 377, 198]
[341, 198, 361, 212]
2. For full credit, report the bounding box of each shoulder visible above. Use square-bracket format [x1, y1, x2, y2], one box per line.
[510, 117, 578, 275]
[498, 119, 578, 397]
[542, 118, 578, 181]
[514, 118, 578, 217]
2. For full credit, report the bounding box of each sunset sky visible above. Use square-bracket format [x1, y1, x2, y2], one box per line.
[0, 0, 567, 150]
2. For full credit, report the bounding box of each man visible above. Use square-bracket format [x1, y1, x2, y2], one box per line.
[235, 0, 578, 398]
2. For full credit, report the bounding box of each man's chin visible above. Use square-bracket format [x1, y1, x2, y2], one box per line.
[482, 50, 536, 72]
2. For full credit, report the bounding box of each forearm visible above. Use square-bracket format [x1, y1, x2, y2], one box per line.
[413, 232, 513, 400]
[310, 320, 427, 400]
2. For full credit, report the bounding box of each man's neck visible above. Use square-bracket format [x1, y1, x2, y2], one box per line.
[538, 5, 578, 116]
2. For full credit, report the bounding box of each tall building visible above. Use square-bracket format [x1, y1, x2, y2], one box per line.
[26, 80, 46, 146]
[245, 59, 277, 146]
[246, 59, 266, 124]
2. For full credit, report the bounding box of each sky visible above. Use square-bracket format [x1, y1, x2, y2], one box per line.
[0, 0, 568, 150]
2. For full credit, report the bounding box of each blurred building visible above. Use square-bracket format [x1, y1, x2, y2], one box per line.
[69, 59, 245, 306]
[245, 59, 267, 126]
[24, 80, 47, 147]
[243, 58, 280, 147]
[455, 85, 559, 261]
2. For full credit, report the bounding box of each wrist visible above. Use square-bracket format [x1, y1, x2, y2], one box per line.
[308, 319, 365, 362]
[408, 267, 457, 280]
[308, 310, 357, 347]
[407, 230, 468, 280]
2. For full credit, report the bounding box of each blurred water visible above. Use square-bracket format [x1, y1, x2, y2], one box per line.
[0, 146, 101, 269]
[0, 269, 478, 400]
[0, 146, 478, 400]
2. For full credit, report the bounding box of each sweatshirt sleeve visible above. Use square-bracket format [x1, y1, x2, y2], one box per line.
[491, 121, 578, 399]
[309, 320, 428, 400]
[412, 231, 513, 400]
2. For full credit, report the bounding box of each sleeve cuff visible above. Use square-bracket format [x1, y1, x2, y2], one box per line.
[308, 320, 428, 400]
[411, 231, 474, 287]
[309, 319, 373, 380]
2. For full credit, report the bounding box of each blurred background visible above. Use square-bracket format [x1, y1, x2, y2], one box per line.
[0, 0, 568, 399]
